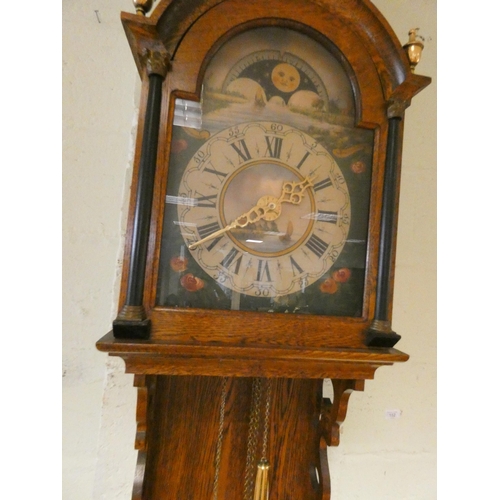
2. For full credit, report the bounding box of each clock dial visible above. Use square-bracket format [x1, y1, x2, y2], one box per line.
[178, 122, 349, 297]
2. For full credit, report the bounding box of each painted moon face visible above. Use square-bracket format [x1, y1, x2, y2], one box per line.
[271, 63, 300, 93]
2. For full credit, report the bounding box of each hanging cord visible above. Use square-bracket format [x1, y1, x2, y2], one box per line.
[213, 377, 228, 500]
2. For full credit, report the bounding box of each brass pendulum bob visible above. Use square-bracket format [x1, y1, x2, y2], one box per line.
[253, 459, 270, 500]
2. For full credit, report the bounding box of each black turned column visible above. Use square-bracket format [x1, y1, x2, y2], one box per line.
[113, 49, 170, 339]
[366, 116, 403, 347]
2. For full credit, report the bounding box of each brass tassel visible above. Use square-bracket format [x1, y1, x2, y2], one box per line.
[253, 459, 270, 500]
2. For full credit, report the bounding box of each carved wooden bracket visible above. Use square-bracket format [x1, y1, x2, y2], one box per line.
[132, 375, 156, 500]
[320, 379, 365, 447]
[317, 437, 331, 500]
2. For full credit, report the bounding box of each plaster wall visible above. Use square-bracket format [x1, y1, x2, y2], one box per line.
[62, 0, 436, 498]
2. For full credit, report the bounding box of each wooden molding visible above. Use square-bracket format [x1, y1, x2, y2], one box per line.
[97, 331, 408, 379]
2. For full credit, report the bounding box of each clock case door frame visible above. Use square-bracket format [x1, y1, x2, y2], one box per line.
[102, 0, 430, 376]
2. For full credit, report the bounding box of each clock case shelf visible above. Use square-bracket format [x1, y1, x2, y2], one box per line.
[97, 331, 408, 379]
[96, 1, 430, 499]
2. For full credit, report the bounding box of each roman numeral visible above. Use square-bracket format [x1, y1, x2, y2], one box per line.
[198, 222, 221, 239]
[204, 164, 228, 183]
[256, 260, 272, 282]
[289, 256, 304, 276]
[230, 139, 252, 163]
[313, 177, 333, 192]
[296, 151, 311, 170]
[206, 237, 223, 252]
[265, 136, 283, 159]
[317, 210, 338, 224]
[305, 234, 329, 258]
[194, 192, 217, 208]
[221, 247, 243, 275]
[197, 222, 223, 251]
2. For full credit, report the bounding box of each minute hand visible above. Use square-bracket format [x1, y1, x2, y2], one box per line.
[188, 196, 280, 250]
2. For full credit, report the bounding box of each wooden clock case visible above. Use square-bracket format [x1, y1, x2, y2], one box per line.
[96, 1, 430, 498]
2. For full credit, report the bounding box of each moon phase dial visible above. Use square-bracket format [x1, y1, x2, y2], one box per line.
[222, 50, 330, 110]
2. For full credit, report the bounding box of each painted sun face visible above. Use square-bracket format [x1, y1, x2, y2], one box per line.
[271, 63, 300, 93]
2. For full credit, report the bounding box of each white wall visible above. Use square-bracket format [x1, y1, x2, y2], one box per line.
[62, 1, 437, 498]
[63, 1, 138, 497]
[326, 2, 437, 497]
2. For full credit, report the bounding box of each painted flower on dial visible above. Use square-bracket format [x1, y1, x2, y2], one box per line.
[170, 256, 188, 272]
[332, 268, 351, 283]
[320, 277, 338, 295]
[171, 139, 188, 154]
[180, 273, 205, 292]
[350, 160, 366, 174]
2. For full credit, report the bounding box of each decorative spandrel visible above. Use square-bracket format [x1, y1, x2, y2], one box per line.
[156, 27, 374, 317]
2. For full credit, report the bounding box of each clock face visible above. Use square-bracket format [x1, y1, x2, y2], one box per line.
[157, 27, 374, 316]
[178, 121, 350, 298]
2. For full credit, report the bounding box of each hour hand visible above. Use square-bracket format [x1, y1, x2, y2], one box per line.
[279, 175, 316, 205]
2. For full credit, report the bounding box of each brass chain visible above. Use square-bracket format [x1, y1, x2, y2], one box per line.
[261, 378, 272, 461]
[243, 378, 263, 500]
[213, 377, 228, 500]
[214, 378, 273, 500]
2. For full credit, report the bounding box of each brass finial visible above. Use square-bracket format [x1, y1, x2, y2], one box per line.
[403, 28, 424, 73]
[133, 0, 153, 16]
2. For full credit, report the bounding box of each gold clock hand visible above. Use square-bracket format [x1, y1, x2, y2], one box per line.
[188, 221, 239, 250]
[278, 175, 316, 205]
[188, 195, 281, 250]
[189, 176, 314, 250]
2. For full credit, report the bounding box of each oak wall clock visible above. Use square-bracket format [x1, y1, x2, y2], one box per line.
[96, 1, 430, 498]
